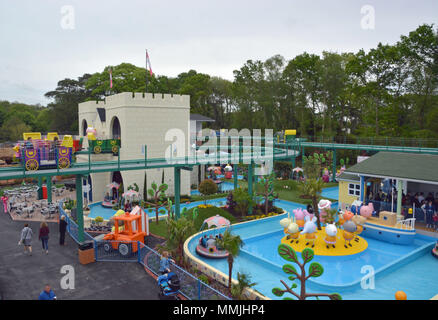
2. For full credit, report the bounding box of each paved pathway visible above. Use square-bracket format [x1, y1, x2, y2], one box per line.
[0, 206, 160, 300]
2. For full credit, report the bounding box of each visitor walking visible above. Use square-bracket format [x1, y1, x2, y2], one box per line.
[19, 224, 33, 255]
[39, 222, 50, 254]
[1, 194, 8, 214]
[38, 285, 57, 300]
[59, 215, 67, 245]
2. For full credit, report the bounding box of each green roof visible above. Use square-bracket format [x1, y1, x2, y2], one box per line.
[337, 172, 360, 182]
[344, 152, 438, 184]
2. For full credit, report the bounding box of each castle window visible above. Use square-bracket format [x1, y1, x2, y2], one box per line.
[82, 119, 88, 136]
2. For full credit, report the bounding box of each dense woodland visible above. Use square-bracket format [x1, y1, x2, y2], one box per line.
[0, 24, 437, 143]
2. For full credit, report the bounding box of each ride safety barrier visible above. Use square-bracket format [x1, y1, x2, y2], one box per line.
[58, 201, 230, 300]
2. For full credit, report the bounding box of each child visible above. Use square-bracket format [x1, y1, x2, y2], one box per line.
[159, 251, 175, 275]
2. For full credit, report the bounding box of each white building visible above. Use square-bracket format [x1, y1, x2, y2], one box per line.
[77, 92, 199, 203]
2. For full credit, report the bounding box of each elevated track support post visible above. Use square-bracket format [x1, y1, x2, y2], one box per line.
[332, 149, 337, 182]
[47, 176, 52, 204]
[174, 167, 181, 219]
[76, 174, 84, 243]
[37, 176, 43, 200]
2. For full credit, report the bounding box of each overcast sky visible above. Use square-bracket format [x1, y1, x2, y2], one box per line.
[0, 0, 437, 105]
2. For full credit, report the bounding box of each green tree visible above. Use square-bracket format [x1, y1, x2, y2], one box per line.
[216, 230, 244, 290]
[272, 244, 341, 300]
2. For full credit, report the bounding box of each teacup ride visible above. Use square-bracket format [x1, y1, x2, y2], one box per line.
[102, 182, 120, 208]
[196, 215, 230, 259]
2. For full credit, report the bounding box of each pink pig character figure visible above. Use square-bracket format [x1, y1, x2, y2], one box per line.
[317, 199, 332, 223]
[360, 203, 374, 218]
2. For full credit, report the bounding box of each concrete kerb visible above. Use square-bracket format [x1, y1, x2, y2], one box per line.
[183, 211, 289, 300]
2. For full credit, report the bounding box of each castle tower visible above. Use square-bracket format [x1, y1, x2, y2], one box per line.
[77, 92, 191, 203]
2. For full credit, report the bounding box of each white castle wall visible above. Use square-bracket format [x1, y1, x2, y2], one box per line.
[78, 92, 191, 201]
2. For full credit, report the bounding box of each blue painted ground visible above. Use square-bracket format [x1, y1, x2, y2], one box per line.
[321, 186, 339, 200]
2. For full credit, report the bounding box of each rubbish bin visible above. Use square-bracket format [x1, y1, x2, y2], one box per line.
[78, 240, 95, 265]
[42, 185, 47, 199]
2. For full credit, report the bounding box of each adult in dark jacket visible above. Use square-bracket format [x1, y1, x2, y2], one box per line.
[59, 215, 67, 245]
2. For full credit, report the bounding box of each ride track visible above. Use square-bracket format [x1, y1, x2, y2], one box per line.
[1, 137, 437, 242]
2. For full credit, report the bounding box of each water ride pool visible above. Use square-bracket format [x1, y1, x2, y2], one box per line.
[191, 181, 235, 196]
[186, 203, 438, 300]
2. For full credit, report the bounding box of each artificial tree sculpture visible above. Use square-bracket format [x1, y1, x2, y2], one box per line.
[256, 173, 278, 215]
[145, 182, 168, 224]
[272, 244, 342, 300]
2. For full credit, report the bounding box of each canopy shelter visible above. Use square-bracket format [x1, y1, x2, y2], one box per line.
[200, 215, 230, 231]
[122, 189, 140, 200]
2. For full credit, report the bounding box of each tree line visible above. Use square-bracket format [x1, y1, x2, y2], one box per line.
[0, 24, 436, 143]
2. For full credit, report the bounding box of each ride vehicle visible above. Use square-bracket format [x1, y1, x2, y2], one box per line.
[14, 132, 79, 171]
[195, 215, 230, 259]
[86, 127, 120, 155]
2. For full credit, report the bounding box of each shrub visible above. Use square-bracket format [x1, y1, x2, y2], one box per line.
[198, 179, 218, 196]
[94, 216, 104, 223]
[198, 274, 209, 285]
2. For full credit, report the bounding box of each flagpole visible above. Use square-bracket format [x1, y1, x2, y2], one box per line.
[145, 49, 148, 93]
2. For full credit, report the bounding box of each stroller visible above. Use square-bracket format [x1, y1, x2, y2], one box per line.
[157, 272, 181, 300]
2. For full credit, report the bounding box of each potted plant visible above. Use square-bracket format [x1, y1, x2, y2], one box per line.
[94, 216, 104, 226]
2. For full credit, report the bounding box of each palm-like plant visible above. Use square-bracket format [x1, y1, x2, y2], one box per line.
[231, 272, 257, 300]
[166, 216, 195, 266]
[300, 178, 324, 230]
[216, 230, 244, 290]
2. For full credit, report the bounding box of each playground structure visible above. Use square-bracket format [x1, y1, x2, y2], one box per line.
[102, 205, 149, 256]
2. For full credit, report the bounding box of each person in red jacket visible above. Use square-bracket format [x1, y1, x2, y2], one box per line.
[39, 222, 50, 254]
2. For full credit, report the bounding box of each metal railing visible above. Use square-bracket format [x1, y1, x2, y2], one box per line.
[137, 242, 231, 300]
[58, 200, 230, 300]
[395, 218, 416, 230]
[58, 202, 94, 243]
[300, 135, 438, 148]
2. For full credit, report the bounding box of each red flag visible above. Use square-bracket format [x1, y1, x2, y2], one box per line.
[146, 50, 153, 76]
[109, 68, 113, 88]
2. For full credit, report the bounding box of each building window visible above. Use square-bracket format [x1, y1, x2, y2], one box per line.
[348, 183, 360, 196]
[82, 119, 88, 136]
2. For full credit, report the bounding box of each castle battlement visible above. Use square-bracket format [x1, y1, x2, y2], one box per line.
[79, 92, 190, 114]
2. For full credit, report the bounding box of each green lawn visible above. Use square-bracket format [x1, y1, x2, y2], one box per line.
[150, 179, 339, 238]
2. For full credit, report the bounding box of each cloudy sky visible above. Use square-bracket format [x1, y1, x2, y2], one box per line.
[0, 0, 437, 105]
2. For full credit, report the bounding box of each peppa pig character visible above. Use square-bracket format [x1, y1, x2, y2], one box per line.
[352, 215, 366, 242]
[343, 220, 357, 248]
[301, 216, 317, 248]
[286, 222, 300, 243]
[343, 210, 354, 222]
[318, 199, 332, 224]
[324, 223, 337, 249]
[280, 217, 292, 235]
[360, 203, 374, 218]
[293, 208, 306, 230]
